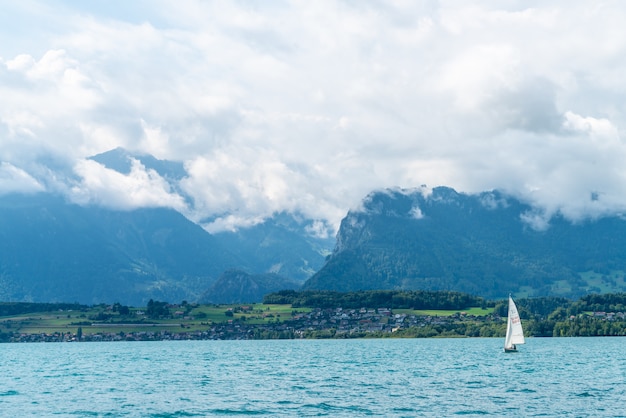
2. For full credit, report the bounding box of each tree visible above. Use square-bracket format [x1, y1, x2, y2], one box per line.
[146, 299, 170, 319]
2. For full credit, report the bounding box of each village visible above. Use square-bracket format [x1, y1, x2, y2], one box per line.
[7, 300, 626, 343]
[6, 306, 500, 342]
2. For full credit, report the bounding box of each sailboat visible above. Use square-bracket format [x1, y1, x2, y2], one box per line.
[504, 295, 525, 353]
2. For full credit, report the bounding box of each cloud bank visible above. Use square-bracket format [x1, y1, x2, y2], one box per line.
[2, 1, 626, 233]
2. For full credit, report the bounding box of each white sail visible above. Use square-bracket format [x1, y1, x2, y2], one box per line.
[504, 295, 525, 351]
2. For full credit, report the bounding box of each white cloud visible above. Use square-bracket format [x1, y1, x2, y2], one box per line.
[563, 111, 619, 141]
[70, 158, 186, 211]
[2, 1, 626, 232]
[520, 209, 551, 232]
[6, 54, 36, 72]
[181, 148, 344, 233]
[480, 192, 508, 211]
[409, 205, 425, 220]
[0, 162, 44, 195]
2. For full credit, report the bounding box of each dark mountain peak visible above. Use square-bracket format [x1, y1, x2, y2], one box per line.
[358, 186, 526, 224]
[89, 147, 187, 181]
[357, 187, 421, 217]
[430, 185, 461, 200]
[353, 186, 474, 224]
[89, 147, 134, 174]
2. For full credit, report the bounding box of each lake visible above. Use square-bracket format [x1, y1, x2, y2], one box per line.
[1, 337, 625, 416]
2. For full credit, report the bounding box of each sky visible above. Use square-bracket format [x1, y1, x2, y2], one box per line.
[2, 0, 626, 234]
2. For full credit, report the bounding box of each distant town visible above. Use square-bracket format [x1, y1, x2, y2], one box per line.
[4, 306, 626, 343]
[4, 305, 504, 342]
[4, 290, 626, 342]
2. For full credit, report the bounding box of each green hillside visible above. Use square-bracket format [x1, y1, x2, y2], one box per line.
[304, 187, 626, 299]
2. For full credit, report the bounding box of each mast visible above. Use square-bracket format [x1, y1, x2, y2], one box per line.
[504, 296, 513, 349]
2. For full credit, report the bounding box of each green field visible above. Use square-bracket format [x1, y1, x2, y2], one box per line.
[509, 271, 626, 298]
[0, 303, 313, 336]
[578, 270, 626, 294]
[0, 303, 492, 336]
[189, 303, 311, 325]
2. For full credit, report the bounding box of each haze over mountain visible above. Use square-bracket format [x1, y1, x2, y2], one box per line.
[89, 148, 335, 283]
[0, 193, 232, 304]
[3, 171, 626, 304]
[4, 2, 626, 241]
[4, 2, 626, 305]
[200, 270, 300, 305]
[0, 149, 333, 305]
[0, 191, 331, 305]
[304, 186, 626, 300]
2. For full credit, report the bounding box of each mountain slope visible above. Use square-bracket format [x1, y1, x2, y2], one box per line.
[0, 145, 335, 305]
[303, 187, 626, 299]
[0, 193, 240, 305]
[90, 147, 187, 181]
[213, 212, 333, 283]
[200, 269, 300, 304]
[0, 192, 334, 305]
[89, 148, 333, 283]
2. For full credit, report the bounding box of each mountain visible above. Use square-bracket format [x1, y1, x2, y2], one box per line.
[303, 186, 626, 299]
[0, 149, 333, 305]
[0, 192, 330, 305]
[90, 147, 187, 181]
[200, 269, 300, 304]
[0, 193, 239, 305]
[213, 212, 333, 283]
[89, 147, 190, 200]
[89, 148, 333, 283]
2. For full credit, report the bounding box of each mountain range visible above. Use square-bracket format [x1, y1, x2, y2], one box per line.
[3, 149, 626, 305]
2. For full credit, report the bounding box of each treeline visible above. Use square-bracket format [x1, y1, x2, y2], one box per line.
[509, 293, 626, 321]
[0, 302, 88, 316]
[264, 289, 487, 310]
[577, 293, 626, 312]
[267, 290, 626, 317]
[551, 316, 626, 337]
[491, 296, 574, 318]
[0, 300, 180, 319]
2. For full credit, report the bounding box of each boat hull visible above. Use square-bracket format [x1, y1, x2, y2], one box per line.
[504, 347, 518, 353]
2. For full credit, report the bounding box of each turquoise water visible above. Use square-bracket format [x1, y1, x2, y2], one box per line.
[1, 338, 625, 417]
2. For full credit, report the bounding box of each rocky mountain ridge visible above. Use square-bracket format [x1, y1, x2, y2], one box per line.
[304, 186, 626, 299]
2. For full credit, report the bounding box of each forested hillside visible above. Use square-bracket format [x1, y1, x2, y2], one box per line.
[304, 187, 626, 299]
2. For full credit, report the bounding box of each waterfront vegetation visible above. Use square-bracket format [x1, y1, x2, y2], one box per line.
[1, 290, 626, 342]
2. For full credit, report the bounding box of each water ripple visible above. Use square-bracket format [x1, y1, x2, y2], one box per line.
[1, 338, 625, 416]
